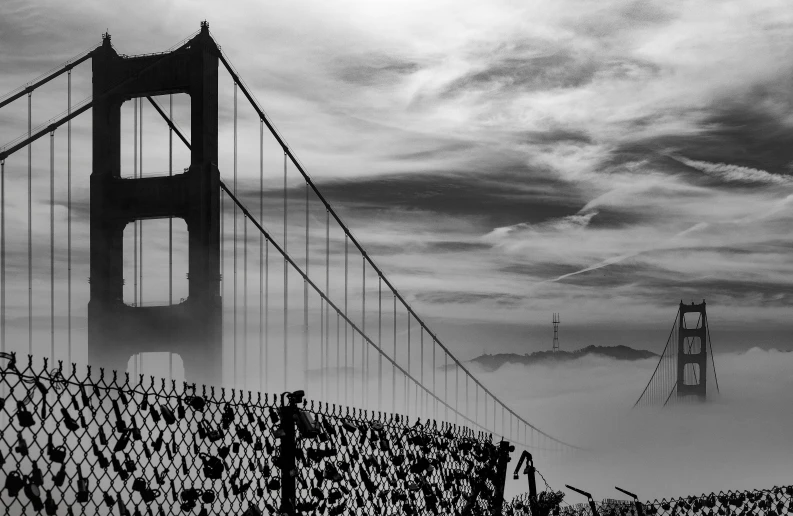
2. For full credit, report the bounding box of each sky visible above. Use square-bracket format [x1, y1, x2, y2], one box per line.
[2, 0, 793, 357]
[1, 0, 793, 501]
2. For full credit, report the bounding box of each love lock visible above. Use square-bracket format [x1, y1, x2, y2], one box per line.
[29, 463, 44, 486]
[237, 424, 253, 444]
[160, 405, 176, 426]
[218, 445, 230, 459]
[44, 490, 57, 516]
[4, 470, 23, 497]
[325, 463, 343, 482]
[16, 401, 35, 428]
[201, 490, 216, 504]
[132, 478, 147, 493]
[125, 455, 137, 473]
[114, 430, 130, 453]
[201, 421, 224, 442]
[140, 488, 160, 504]
[180, 488, 200, 504]
[53, 464, 66, 487]
[49, 444, 66, 464]
[186, 395, 206, 412]
[14, 432, 28, 456]
[75, 474, 89, 503]
[24, 477, 44, 512]
[199, 453, 224, 480]
[266, 478, 280, 491]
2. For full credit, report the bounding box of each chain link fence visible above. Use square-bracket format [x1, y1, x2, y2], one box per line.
[505, 487, 793, 516]
[0, 353, 512, 516]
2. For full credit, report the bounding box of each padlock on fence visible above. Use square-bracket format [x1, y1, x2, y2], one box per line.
[16, 401, 35, 428]
[186, 395, 206, 412]
[201, 421, 224, 442]
[76, 473, 89, 503]
[200, 489, 216, 504]
[160, 405, 176, 426]
[14, 432, 28, 456]
[199, 453, 224, 480]
[24, 477, 44, 511]
[53, 463, 66, 487]
[5, 470, 24, 497]
[44, 489, 57, 516]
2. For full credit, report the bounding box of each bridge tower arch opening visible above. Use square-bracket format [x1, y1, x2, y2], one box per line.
[87, 23, 222, 387]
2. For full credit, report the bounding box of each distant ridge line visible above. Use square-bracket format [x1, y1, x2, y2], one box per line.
[463, 345, 658, 372]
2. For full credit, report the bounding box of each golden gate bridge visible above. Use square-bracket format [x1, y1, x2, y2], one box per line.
[0, 22, 581, 456]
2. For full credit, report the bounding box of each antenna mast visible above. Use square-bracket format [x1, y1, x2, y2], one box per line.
[552, 313, 560, 352]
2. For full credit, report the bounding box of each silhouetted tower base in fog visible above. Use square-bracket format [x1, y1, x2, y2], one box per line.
[677, 301, 707, 401]
[87, 23, 222, 386]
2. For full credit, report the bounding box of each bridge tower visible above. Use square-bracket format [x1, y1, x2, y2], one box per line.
[88, 23, 222, 386]
[677, 301, 708, 400]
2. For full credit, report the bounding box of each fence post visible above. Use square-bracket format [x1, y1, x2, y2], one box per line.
[493, 440, 515, 516]
[513, 451, 539, 516]
[615, 487, 644, 516]
[278, 391, 302, 516]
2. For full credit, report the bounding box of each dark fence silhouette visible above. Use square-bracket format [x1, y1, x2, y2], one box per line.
[505, 487, 793, 516]
[0, 353, 511, 516]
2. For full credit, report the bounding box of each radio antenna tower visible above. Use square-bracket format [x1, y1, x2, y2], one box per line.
[552, 313, 560, 352]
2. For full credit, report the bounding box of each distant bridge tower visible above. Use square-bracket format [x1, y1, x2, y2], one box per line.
[633, 300, 718, 407]
[87, 23, 222, 387]
[677, 301, 708, 401]
[552, 313, 560, 353]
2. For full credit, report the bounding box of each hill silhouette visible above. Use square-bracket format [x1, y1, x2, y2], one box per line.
[465, 345, 658, 372]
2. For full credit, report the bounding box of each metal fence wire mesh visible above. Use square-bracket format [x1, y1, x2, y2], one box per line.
[0, 353, 509, 516]
[505, 488, 793, 516]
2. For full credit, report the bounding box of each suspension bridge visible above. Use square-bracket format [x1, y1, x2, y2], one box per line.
[0, 22, 579, 456]
[633, 301, 720, 408]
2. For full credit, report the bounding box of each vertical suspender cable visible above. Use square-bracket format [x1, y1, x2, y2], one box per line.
[168, 94, 173, 379]
[325, 209, 329, 395]
[244, 213, 248, 389]
[67, 70, 72, 362]
[433, 340, 437, 419]
[259, 119, 264, 393]
[344, 235, 348, 403]
[392, 294, 396, 413]
[50, 130, 55, 361]
[233, 82, 238, 388]
[304, 182, 308, 388]
[455, 361, 459, 424]
[475, 384, 479, 426]
[221, 191, 224, 384]
[283, 151, 288, 389]
[444, 352, 448, 421]
[362, 259, 366, 408]
[0, 158, 4, 353]
[420, 329, 424, 419]
[378, 276, 382, 408]
[27, 91, 32, 354]
[336, 312, 339, 403]
[407, 315, 411, 417]
[265, 240, 269, 393]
